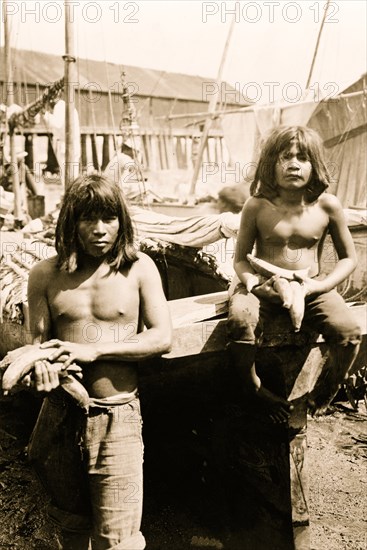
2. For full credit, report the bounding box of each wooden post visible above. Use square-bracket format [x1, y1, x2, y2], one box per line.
[46, 136, 59, 174]
[141, 133, 150, 169]
[176, 136, 185, 169]
[80, 133, 88, 172]
[3, 0, 22, 225]
[64, 0, 77, 189]
[90, 134, 100, 171]
[189, 15, 236, 196]
[9, 134, 22, 225]
[24, 134, 34, 172]
[101, 134, 110, 171]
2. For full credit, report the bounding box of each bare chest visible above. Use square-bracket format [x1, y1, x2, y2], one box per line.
[258, 203, 328, 247]
[48, 271, 139, 324]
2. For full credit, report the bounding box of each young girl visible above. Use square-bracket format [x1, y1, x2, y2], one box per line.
[227, 126, 361, 421]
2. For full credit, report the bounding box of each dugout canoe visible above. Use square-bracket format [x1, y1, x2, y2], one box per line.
[0, 221, 366, 550]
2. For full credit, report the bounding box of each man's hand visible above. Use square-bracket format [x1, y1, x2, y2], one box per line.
[40, 340, 99, 367]
[19, 361, 83, 393]
[20, 360, 61, 393]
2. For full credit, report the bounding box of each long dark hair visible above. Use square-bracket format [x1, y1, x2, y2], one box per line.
[55, 174, 138, 272]
[250, 125, 330, 202]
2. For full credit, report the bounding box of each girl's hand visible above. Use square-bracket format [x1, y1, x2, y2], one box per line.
[40, 340, 99, 367]
[251, 275, 283, 304]
[293, 275, 325, 297]
[245, 274, 260, 293]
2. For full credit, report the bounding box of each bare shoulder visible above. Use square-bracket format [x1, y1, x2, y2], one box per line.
[243, 196, 264, 211]
[28, 256, 58, 286]
[132, 253, 166, 298]
[241, 196, 265, 218]
[318, 192, 343, 214]
[132, 252, 160, 280]
[134, 251, 157, 270]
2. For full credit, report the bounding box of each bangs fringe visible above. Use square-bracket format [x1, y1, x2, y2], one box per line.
[55, 174, 138, 272]
[251, 126, 330, 202]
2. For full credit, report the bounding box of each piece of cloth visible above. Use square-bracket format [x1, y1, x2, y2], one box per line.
[89, 389, 138, 407]
[130, 206, 225, 247]
[28, 389, 145, 550]
[227, 282, 362, 346]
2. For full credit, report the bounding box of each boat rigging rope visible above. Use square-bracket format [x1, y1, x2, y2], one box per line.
[118, 68, 148, 205]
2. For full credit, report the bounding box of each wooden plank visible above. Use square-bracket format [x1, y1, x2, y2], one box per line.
[164, 303, 367, 359]
[290, 432, 309, 523]
[163, 319, 227, 359]
[168, 291, 228, 327]
[290, 433, 310, 550]
[288, 346, 328, 401]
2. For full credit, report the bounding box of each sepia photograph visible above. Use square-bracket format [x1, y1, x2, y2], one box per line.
[0, 1, 366, 549]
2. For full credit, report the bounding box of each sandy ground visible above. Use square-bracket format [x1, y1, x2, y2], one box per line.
[0, 393, 365, 550]
[307, 403, 366, 550]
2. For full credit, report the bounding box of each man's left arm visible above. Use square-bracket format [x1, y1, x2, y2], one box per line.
[45, 254, 173, 365]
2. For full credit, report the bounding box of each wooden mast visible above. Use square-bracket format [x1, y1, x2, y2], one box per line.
[189, 15, 236, 197]
[3, 0, 22, 225]
[64, 0, 77, 189]
[305, 0, 331, 90]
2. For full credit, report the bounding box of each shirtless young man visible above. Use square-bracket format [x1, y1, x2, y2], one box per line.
[227, 125, 361, 422]
[26, 174, 172, 550]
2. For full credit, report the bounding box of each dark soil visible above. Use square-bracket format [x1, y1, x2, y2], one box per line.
[0, 393, 366, 550]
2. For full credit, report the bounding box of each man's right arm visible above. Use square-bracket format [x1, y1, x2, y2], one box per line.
[27, 260, 53, 344]
[27, 260, 62, 392]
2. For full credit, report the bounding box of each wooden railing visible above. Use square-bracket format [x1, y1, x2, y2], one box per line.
[19, 127, 227, 174]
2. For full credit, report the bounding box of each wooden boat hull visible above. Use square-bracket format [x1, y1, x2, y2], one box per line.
[0, 231, 366, 549]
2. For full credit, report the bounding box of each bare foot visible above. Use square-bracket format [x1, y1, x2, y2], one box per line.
[307, 382, 341, 417]
[245, 382, 294, 424]
[307, 397, 336, 417]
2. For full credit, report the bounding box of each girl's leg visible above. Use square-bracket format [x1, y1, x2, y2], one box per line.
[303, 290, 362, 413]
[227, 284, 293, 422]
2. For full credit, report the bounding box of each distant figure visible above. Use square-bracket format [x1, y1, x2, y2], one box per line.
[191, 134, 201, 168]
[103, 151, 143, 198]
[217, 185, 249, 213]
[228, 125, 361, 421]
